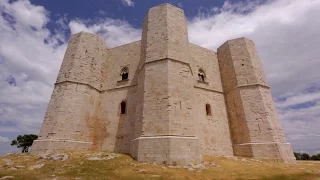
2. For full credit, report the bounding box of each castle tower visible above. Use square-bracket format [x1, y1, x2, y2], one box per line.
[130, 4, 202, 164]
[31, 3, 295, 164]
[217, 38, 295, 163]
[32, 32, 107, 152]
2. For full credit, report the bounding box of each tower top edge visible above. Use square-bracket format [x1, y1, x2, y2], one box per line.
[71, 31, 95, 37]
[69, 31, 108, 48]
[217, 37, 253, 50]
[149, 3, 184, 12]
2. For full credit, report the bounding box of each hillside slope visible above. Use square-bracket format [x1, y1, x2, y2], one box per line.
[0, 151, 319, 180]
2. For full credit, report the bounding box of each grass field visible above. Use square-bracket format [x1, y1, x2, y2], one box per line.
[0, 151, 319, 180]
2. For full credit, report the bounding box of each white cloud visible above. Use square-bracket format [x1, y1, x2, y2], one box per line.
[276, 91, 320, 109]
[0, 136, 9, 142]
[0, 0, 47, 29]
[0, 0, 140, 138]
[69, 19, 141, 47]
[121, 0, 135, 7]
[0, 0, 66, 134]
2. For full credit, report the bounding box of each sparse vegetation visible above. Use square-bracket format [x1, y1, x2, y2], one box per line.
[294, 152, 320, 161]
[311, 154, 320, 161]
[10, 134, 38, 153]
[0, 151, 320, 180]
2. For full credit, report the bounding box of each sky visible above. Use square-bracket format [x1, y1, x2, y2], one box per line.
[0, 0, 319, 156]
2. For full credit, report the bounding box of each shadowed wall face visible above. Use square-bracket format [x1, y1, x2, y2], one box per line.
[98, 41, 142, 153]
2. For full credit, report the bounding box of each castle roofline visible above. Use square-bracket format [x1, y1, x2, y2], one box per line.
[149, 3, 184, 12]
[217, 37, 253, 50]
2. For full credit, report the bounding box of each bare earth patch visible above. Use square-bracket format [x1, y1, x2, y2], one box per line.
[0, 151, 319, 180]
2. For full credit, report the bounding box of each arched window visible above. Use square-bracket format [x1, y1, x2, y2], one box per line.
[206, 104, 212, 116]
[198, 69, 205, 82]
[120, 101, 126, 115]
[121, 67, 129, 80]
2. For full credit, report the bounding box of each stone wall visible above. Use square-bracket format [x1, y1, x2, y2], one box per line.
[102, 41, 141, 90]
[56, 32, 106, 90]
[98, 41, 142, 153]
[32, 32, 107, 153]
[189, 43, 233, 156]
[217, 38, 295, 163]
[130, 4, 202, 164]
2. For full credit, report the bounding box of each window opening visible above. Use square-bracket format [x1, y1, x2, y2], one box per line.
[121, 101, 126, 114]
[198, 69, 205, 82]
[206, 104, 212, 116]
[121, 67, 129, 80]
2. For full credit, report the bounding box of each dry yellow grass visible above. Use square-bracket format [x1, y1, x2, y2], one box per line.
[0, 151, 319, 180]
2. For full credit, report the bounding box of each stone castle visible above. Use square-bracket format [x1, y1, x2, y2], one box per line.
[32, 4, 296, 164]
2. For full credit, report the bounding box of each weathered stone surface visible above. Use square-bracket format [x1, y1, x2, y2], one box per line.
[131, 136, 202, 165]
[38, 153, 68, 161]
[217, 38, 296, 163]
[32, 3, 295, 164]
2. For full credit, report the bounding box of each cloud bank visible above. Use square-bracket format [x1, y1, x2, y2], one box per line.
[0, 0, 319, 155]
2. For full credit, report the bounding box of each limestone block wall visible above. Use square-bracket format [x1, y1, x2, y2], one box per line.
[217, 38, 295, 163]
[56, 32, 107, 89]
[132, 66, 145, 139]
[38, 83, 101, 141]
[143, 4, 190, 63]
[132, 19, 148, 140]
[130, 4, 202, 164]
[131, 136, 202, 165]
[189, 44, 223, 92]
[32, 83, 100, 153]
[98, 87, 138, 153]
[140, 60, 170, 135]
[102, 41, 141, 89]
[98, 41, 142, 153]
[33, 32, 108, 153]
[136, 3, 197, 137]
[167, 60, 195, 136]
[193, 89, 234, 156]
[189, 43, 233, 156]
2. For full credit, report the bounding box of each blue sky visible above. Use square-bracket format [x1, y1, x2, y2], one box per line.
[32, 0, 226, 25]
[31, 0, 231, 46]
[0, 0, 320, 156]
